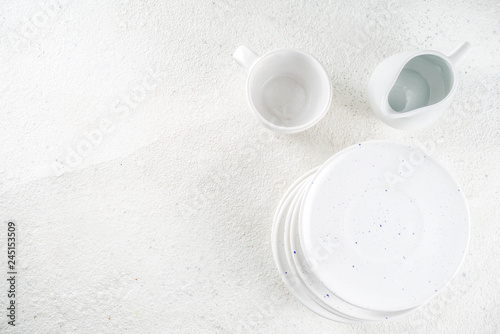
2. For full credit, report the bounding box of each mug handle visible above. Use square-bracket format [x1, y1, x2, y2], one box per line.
[233, 46, 259, 72]
[447, 42, 472, 66]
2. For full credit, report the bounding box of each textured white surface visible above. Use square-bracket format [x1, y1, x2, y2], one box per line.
[0, 0, 499, 333]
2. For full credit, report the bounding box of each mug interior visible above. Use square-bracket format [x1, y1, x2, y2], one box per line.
[388, 55, 453, 113]
[247, 50, 331, 129]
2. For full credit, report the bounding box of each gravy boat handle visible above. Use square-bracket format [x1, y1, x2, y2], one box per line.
[447, 42, 472, 66]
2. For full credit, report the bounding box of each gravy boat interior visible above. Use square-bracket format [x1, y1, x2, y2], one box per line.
[387, 54, 454, 113]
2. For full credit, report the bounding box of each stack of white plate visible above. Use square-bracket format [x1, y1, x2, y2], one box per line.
[272, 141, 470, 322]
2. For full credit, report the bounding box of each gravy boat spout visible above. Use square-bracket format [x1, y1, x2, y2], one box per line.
[368, 42, 472, 130]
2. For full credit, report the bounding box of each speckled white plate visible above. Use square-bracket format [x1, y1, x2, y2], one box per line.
[298, 141, 470, 312]
[288, 181, 419, 321]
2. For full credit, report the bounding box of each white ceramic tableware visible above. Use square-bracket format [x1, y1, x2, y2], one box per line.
[368, 42, 471, 130]
[233, 46, 332, 134]
[272, 141, 470, 322]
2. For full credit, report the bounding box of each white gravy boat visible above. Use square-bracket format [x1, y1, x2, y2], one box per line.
[368, 42, 472, 130]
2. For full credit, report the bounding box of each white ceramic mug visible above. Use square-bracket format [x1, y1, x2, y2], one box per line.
[233, 46, 332, 134]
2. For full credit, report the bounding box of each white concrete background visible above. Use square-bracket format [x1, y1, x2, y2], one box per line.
[0, 0, 499, 333]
